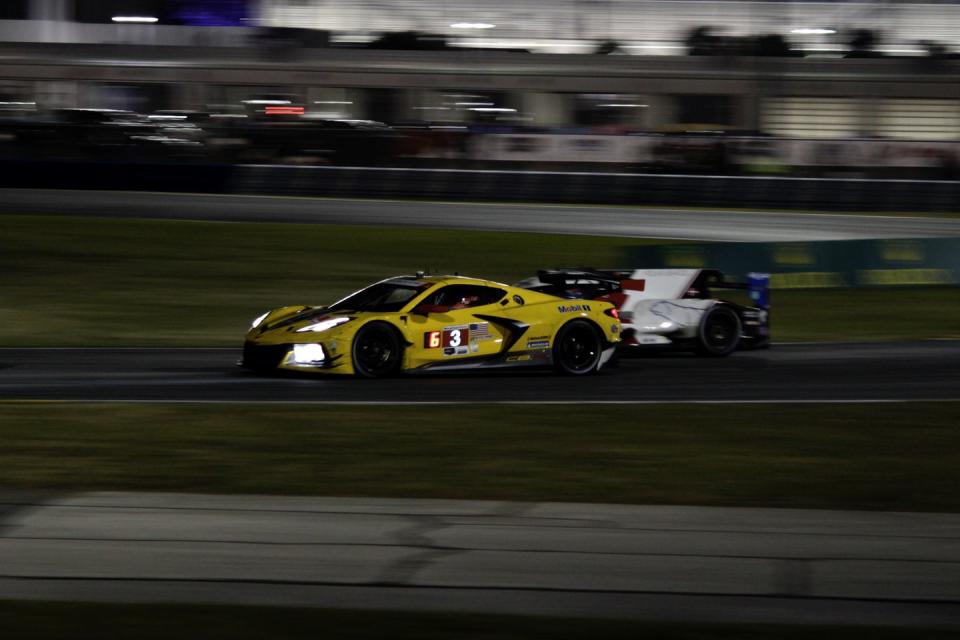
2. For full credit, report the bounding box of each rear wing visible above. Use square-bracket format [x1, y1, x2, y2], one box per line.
[687, 270, 770, 310]
[693, 269, 770, 309]
[536, 268, 624, 288]
[523, 268, 625, 299]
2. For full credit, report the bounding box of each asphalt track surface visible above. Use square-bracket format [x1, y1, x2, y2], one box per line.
[4, 188, 960, 241]
[1, 493, 959, 626]
[1, 342, 958, 403]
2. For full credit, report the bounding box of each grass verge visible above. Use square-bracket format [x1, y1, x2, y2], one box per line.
[0, 215, 635, 346]
[2, 402, 959, 512]
[1, 215, 958, 345]
[1, 602, 957, 639]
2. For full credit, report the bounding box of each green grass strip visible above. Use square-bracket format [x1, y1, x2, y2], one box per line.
[2, 402, 959, 512]
[1, 215, 958, 346]
[1, 602, 957, 639]
[0, 215, 639, 346]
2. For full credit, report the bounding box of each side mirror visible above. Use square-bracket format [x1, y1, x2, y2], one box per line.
[412, 303, 449, 316]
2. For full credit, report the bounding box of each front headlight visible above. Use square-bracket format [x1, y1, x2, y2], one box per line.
[251, 311, 270, 329]
[296, 317, 352, 333]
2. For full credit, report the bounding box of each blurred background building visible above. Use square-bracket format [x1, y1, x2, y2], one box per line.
[0, 0, 957, 173]
[6, 0, 960, 54]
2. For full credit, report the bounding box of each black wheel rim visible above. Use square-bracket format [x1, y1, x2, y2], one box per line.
[559, 325, 600, 372]
[706, 313, 737, 350]
[355, 327, 397, 375]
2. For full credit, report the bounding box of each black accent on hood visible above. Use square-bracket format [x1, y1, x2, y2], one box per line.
[263, 307, 352, 333]
[260, 306, 315, 332]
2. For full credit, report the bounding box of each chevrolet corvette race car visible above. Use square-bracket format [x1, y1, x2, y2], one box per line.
[517, 268, 769, 356]
[242, 274, 621, 376]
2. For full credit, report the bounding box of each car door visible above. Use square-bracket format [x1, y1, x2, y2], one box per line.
[404, 284, 512, 369]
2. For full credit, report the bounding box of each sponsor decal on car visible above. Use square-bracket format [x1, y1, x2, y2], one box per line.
[558, 304, 591, 313]
[525, 335, 550, 349]
[424, 325, 472, 349]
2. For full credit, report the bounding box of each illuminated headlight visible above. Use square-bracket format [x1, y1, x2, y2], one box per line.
[296, 317, 352, 333]
[292, 343, 326, 364]
[251, 311, 270, 329]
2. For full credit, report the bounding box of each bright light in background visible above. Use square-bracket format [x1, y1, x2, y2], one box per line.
[450, 22, 496, 29]
[265, 106, 304, 115]
[111, 16, 159, 23]
[790, 28, 837, 35]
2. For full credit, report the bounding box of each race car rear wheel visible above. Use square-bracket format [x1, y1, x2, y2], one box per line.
[352, 322, 403, 378]
[696, 305, 742, 357]
[553, 320, 603, 375]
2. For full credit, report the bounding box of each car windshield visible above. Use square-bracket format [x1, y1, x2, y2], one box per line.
[328, 280, 432, 313]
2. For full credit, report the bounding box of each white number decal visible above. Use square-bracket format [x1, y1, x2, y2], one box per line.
[449, 329, 461, 347]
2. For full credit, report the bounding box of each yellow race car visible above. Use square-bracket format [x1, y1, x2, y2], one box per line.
[242, 274, 621, 376]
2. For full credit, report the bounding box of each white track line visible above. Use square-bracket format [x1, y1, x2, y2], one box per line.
[2, 399, 958, 406]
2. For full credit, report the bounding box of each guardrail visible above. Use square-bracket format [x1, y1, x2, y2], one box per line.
[3, 161, 959, 212]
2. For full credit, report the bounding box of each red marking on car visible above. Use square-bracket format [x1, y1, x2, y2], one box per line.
[621, 279, 646, 291]
[601, 291, 628, 310]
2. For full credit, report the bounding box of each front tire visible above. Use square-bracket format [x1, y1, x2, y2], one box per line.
[352, 322, 403, 378]
[553, 320, 603, 375]
[696, 305, 742, 357]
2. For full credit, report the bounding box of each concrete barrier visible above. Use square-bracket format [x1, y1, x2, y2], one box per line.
[2, 160, 958, 212]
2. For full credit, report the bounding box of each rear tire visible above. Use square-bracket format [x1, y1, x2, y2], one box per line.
[553, 320, 603, 375]
[696, 305, 742, 357]
[352, 322, 403, 377]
